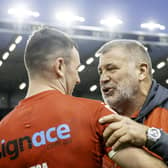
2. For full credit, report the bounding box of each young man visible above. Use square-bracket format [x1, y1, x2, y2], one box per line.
[0, 28, 116, 168]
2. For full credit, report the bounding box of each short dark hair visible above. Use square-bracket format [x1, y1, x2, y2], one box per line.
[24, 27, 77, 76]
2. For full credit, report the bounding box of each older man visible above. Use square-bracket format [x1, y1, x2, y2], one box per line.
[96, 40, 168, 168]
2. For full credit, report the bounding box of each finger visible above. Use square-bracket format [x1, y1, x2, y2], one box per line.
[103, 122, 122, 141]
[99, 114, 123, 124]
[112, 135, 130, 150]
[106, 128, 126, 147]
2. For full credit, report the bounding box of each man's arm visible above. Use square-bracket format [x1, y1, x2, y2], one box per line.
[110, 147, 167, 168]
[99, 114, 168, 165]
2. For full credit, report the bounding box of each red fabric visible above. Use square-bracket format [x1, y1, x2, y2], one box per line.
[103, 155, 120, 168]
[103, 107, 168, 168]
[0, 90, 114, 168]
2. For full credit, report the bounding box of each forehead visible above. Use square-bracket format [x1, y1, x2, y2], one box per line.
[98, 47, 130, 67]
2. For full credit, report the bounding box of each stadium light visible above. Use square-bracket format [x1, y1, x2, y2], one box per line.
[90, 85, 97, 92]
[8, 5, 40, 22]
[9, 43, 16, 52]
[56, 10, 85, 26]
[95, 52, 101, 58]
[141, 22, 165, 31]
[15, 35, 23, 44]
[19, 82, 27, 90]
[0, 60, 3, 67]
[86, 57, 94, 65]
[100, 16, 123, 28]
[156, 61, 166, 69]
[2, 52, 10, 60]
[78, 65, 85, 72]
[152, 69, 155, 74]
[166, 79, 168, 85]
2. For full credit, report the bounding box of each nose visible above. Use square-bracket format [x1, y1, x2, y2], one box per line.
[100, 73, 110, 85]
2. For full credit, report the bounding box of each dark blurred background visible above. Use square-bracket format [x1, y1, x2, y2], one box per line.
[0, 0, 168, 120]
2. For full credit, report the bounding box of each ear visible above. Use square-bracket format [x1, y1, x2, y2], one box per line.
[138, 63, 148, 81]
[53, 57, 65, 77]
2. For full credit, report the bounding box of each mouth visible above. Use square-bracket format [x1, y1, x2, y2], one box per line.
[102, 87, 115, 96]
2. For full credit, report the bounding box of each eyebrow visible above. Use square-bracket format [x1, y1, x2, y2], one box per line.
[105, 63, 115, 67]
[98, 63, 114, 69]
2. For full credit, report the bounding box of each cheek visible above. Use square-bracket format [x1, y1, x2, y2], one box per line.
[115, 71, 134, 86]
[112, 71, 127, 82]
[118, 69, 136, 80]
[68, 70, 76, 83]
[119, 74, 139, 90]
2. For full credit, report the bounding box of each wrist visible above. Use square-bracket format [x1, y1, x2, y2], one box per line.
[145, 127, 161, 148]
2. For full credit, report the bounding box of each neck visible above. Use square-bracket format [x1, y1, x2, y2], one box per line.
[116, 96, 145, 117]
[26, 77, 66, 98]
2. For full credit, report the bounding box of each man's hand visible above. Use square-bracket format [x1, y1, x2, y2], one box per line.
[99, 114, 149, 150]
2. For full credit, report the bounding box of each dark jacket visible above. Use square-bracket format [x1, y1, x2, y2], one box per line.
[135, 80, 168, 164]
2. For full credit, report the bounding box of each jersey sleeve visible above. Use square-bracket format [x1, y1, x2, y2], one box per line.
[89, 101, 116, 156]
[94, 102, 116, 136]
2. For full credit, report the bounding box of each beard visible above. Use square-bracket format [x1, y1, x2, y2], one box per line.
[102, 78, 138, 114]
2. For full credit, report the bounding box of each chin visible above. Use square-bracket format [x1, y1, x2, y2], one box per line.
[103, 96, 112, 107]
[104, 96, 119, 110]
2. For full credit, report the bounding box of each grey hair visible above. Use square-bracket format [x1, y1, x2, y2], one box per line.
[95, 39, 153, 76]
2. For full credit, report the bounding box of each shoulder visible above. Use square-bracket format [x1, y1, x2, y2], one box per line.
[48, 90, 103, 107]
[68, 95, 104, 109]
[69, 95, 115, 115]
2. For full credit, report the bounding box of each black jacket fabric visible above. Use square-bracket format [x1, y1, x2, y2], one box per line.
[134, 80, 168, 164]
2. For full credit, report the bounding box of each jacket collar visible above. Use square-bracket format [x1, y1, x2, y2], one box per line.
[134, 80, 168, 123]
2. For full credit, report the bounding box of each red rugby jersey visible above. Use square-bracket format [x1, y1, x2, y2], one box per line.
[0, 90, 114, 168]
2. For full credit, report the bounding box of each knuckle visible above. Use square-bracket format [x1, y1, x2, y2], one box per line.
[113, 132, 119, 139]
[118, 139, 124, 144]
[118, 138, 124, 143]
